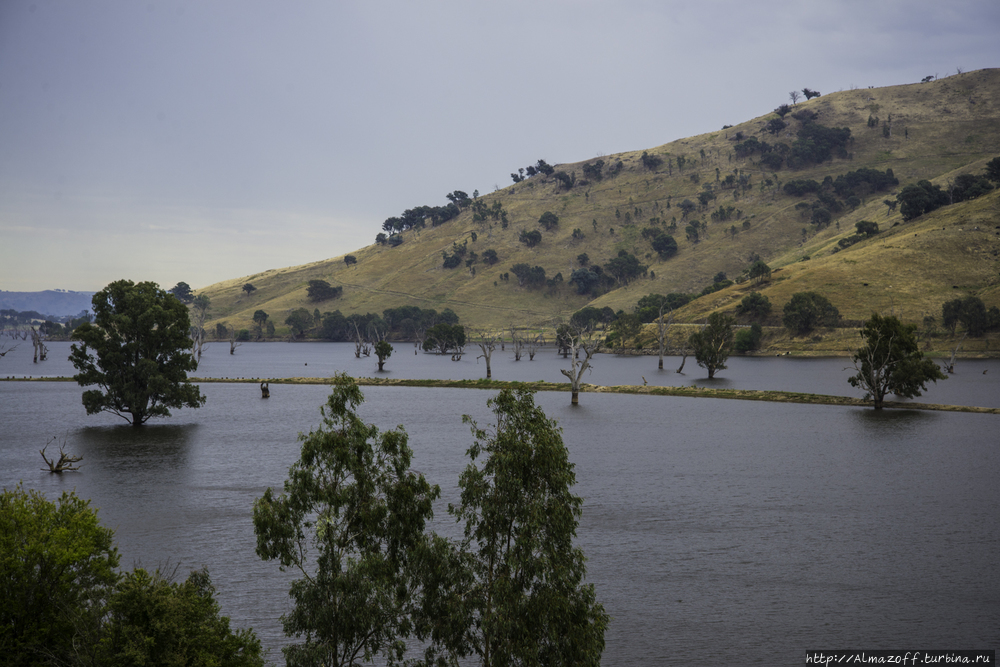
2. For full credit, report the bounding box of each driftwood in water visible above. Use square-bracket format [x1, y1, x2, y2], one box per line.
[40, 441, 82, 473]
[260, 381, 270, 398]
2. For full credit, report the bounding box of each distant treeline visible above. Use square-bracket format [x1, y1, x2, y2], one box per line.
[288, 305, 461, 342]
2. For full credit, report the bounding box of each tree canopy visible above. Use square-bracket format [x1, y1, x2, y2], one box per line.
[452, 388, 609, 664]
[253, 375, 439, 666]
[69, 280, 205, 427]
[1, 486, 263, 667]
[688, 312, 735, 378]
[848, 313, 947, 409]
[423, 323, 466, 353]
[782, 292, 840, 334]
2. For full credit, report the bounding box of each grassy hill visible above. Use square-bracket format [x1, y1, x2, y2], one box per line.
[196, 69, 1000, 348]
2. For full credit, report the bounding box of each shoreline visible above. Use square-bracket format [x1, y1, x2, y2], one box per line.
[4, 375, 997, 414]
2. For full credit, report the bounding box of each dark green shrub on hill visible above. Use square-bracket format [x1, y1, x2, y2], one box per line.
[519, 229, 542, 247]
[635, 293, 693, 322]
[307, 280, 343, 302]
[831, 168, 898, 198]
[783, 292, 840, 334]
[733, 323, 764, 352]
[897, 180, 949, 221]
[784, 179, 821, 196]
[539, 211, 559, 230]
[650, 232, 678, 258]
[787, 123, 851, 167]
[510, 263, 547, 289]
[641, 151, 663, 170]
[736, 292, 772, 320]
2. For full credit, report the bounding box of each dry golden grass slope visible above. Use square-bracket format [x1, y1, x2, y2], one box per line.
[197, 69, 1000, 337]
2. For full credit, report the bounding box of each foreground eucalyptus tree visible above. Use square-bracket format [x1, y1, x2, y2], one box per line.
[252, 374, 439, 667]
[451, 388, 609, 666]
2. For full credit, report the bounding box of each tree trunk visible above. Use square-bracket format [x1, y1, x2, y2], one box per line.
[571, 389, 579, 405]
[658, 357, 663, 370]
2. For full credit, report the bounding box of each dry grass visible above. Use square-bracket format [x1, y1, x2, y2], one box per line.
[195, 69, 1000, 343]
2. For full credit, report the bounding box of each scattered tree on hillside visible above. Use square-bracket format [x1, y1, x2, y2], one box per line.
[942, 296, 996, 337]
[344, 254, 357, 267]
[802, 88, 821, 100]
[242, 283, 257, 297]
[848, 313, 947, 409]
[733, 323, 764, 353]
[747, 260, 772, 285]
[735, 291, 772, 321]
[640, 151, 663, 170]
[782, 292, 840, 334]
[519, 229, 542, 248]
[789, 90, 801, 105]
[539, 211, 559, 230]
[650, 232, 678, 259]
[306, 279, 343, 302]
[70, 280, 206, 427]
[170, 282, 194, 303]
[986, 157, 1000, 184]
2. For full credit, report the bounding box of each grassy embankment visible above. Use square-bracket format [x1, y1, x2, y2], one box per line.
[7, 375, 997, 414]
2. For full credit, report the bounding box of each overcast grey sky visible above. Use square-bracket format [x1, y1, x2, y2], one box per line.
[1, 0, 997, 292]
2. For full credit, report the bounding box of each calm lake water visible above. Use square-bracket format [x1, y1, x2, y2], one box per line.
[2, 342, 998, 664]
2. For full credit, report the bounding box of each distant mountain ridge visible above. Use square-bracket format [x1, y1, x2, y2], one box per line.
[0, 290, 95, 318]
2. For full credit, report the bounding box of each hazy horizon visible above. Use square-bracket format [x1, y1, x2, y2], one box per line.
[2, 0, 997, 292]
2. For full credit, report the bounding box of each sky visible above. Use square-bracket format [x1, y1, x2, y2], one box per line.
[1, 0, 998, 293]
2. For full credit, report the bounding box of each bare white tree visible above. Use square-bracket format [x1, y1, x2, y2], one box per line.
[560, 326, 601, 405]
[474, 329, 502, 379]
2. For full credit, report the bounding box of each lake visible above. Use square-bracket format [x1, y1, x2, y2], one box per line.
[1, 342, 998, 664]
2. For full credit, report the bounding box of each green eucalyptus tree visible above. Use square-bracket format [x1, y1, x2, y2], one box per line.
[688, 312, 735, 379]
[69, 280, 205, 427]
[451, 389, 609, 665]
[252, 375, 439, 667]
[849, 313, 947, 409]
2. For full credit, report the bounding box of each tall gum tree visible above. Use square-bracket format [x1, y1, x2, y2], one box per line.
[253, 374, 439, 667]
[848, 313, 947, 409]
[452, 389, 609, 666]
[69, 280, 205, 427]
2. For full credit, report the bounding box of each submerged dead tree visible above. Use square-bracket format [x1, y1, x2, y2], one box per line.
[474, 329, 502, 379]
[560, 326, 601, 405]
[40, 440, 82, 473]
[30, 327, 48, 363]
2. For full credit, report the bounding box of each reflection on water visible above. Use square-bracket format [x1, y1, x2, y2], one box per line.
[1, 359, 999, 665]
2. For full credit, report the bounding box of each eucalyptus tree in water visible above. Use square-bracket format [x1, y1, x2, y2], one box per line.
[848, 313, 947, 409]
[688, 311, 735, 379]
[69, 280, 205, 427]
[252, 375, 439, 667]
[452, 389, 609, 666]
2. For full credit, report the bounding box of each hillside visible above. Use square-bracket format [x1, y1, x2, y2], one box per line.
[196, 69, 1000, 341]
